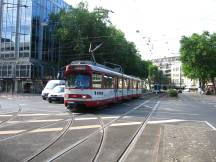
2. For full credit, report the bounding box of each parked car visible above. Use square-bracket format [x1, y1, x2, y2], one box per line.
[47, 85, 65, 103]
[41, 80, 65, 100]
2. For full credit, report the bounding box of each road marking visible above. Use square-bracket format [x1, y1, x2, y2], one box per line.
[8, 119, 62, 124]
[111, 122, 141, 127]
[0, 130, 25, 135]
[0, 114, 13, 117]
[17, 113, 68, 117]
[148, 119, 216, 131]
[0, 121, 144, 135]
[0, 116, 119, 123]
[204, 121, 216, 131]
[143, 105, 153, 108]
[30, 128, 63, 133]
[157, 112, 200, 116]
[148, 119, 186, 124]
[75, 116, 119, 121]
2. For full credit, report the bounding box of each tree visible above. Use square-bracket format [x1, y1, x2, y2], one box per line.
[180, 31, 216, 92]
[48, 2, 168, 86]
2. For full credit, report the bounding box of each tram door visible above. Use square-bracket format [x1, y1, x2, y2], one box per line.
[114, 77, 118, 101]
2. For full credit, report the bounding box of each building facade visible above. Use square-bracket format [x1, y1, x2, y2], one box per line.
[151, 56, 199, 89]
[0, 0, 69, 93]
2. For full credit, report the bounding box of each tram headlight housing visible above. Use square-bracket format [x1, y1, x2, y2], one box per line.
[64, 94, 69, 99]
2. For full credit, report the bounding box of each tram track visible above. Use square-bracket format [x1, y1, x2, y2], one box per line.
[23, 108, 106, 162]
[117, 101, 160, 162]
[91, 115, 106, 162]
[0, 93, 162, 162]
[0, 112, 72, 142]
[0, 112, 70, 128]
[46, 95, 161, 162]
[0, 105, 22, 128]
[25, 111, 75, 162]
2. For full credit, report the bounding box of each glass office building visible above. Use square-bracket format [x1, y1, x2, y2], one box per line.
[0, 0, 69, 93]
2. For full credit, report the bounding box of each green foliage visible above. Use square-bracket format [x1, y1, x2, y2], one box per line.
[167, 89, 178, 97]
[180, 31, 216, 92]
[48, 2, 169, 85]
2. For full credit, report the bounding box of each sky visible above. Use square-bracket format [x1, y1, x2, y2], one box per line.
[64, 0, 216, 60]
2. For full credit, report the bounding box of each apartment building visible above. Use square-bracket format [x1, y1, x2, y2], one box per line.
[152, 56, 199, 89]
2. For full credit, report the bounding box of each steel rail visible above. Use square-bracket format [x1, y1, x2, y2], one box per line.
[91, 115, 106, 162]
[24, 111, 75, 162]
[0, 105, 22, 127]
[47, 98, 153, 161]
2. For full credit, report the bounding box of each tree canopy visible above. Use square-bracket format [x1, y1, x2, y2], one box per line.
[48, 2, 167, 86]
[180, 31, 216, 91]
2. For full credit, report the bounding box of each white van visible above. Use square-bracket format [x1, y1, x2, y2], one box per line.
[41, 80, 65, 100]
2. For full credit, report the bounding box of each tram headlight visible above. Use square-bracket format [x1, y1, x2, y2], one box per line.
[64, 94, 69, 99]
[82, 95, 87, 99]
[82, 95, 91, 99]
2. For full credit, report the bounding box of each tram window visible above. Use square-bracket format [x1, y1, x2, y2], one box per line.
[103, 75, 114, 88]
[127, 80, 130, 89]
[118, 78, 122, 88]
[133, 81, 137, 89]
[92, 74, 102, 88]
[123, 79, 127, 89]
[130, 80, 133, 89]
[66, 74, 90, 88]
[138, 82, 141, 89]
[114, 77, 118, 89]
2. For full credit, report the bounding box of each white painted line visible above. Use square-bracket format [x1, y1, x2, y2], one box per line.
[0, 122, 143, 135]
[157, 112, 199, 116]
[0, 130, 25, 135]
[30, 128, 62, 133]
[204, 121, 216, 131]
[1, 115, 118, 123]
[75, 116, 119, 121]
[148, 119, 186, 124]
[0, 114, 13, 117]
[19, 104, 26, 106]
[102, 116, 119, 119]
[8, 119, 62, 124]
[143, 105, 153, 108]
[18, 113, 50, 117]
[69, 125, 100, 130]
[111, 122, 141, 127]
[75, 117, 97, 121]
[18, 113, 68, 117]
[56, 113, 69, 116]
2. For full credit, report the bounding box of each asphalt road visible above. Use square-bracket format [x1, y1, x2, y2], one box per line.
[0, 93, 215, 162]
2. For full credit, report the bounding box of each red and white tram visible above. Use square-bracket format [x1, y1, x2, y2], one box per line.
[64, 61, 144, 108]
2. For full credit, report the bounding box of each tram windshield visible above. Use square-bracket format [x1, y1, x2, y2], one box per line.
[66, 73, 90, 88]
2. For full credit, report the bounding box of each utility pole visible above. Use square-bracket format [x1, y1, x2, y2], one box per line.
[14, 0, 21, 93]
